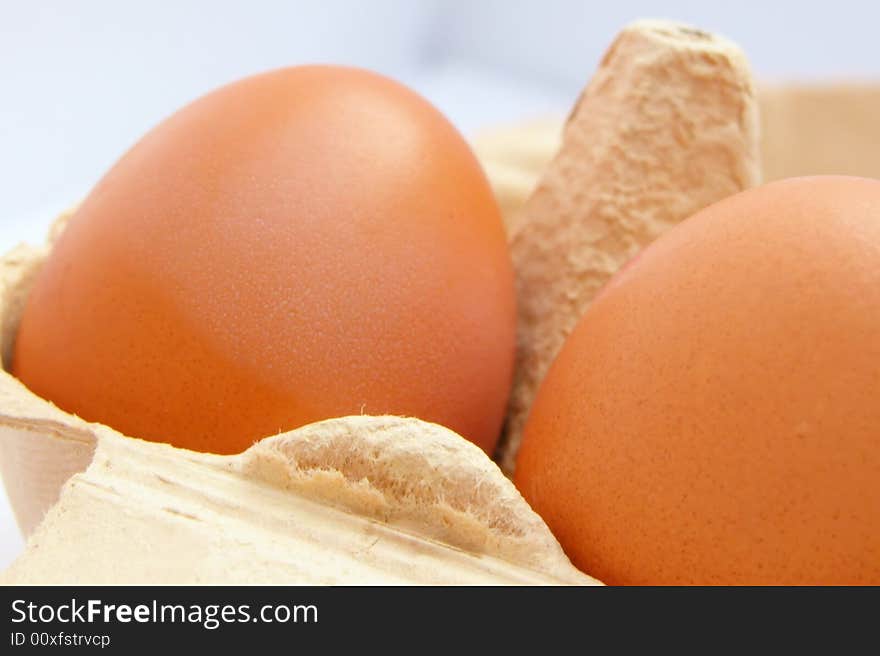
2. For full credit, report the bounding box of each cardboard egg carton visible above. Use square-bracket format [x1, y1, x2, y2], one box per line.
[2, 18, 877, 584]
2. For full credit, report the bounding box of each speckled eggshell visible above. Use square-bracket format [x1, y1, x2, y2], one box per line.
[515, 176, 880, 585]
[13, 66, 516, 456]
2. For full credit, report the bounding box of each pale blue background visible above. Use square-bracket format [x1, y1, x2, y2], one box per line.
[1, 0, 878, 568]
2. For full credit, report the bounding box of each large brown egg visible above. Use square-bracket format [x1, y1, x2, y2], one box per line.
[515, 176, 880, 585]
[13, 66, 516, 455]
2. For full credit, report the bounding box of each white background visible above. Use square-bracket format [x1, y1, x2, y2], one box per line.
[1, 0, 878, 569]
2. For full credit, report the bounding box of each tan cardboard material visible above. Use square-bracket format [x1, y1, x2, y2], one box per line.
[491, 20, 762, 474]
[0, 214, 595, 584]
[2, 20, 877, 584]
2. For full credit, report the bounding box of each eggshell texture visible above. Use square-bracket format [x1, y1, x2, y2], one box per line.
[515, 176, 880, 585]
[13, 66, 516, 455]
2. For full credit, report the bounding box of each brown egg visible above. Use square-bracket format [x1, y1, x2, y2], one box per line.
[13, 65, 516, 455]
[515, 176, 880, 585]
